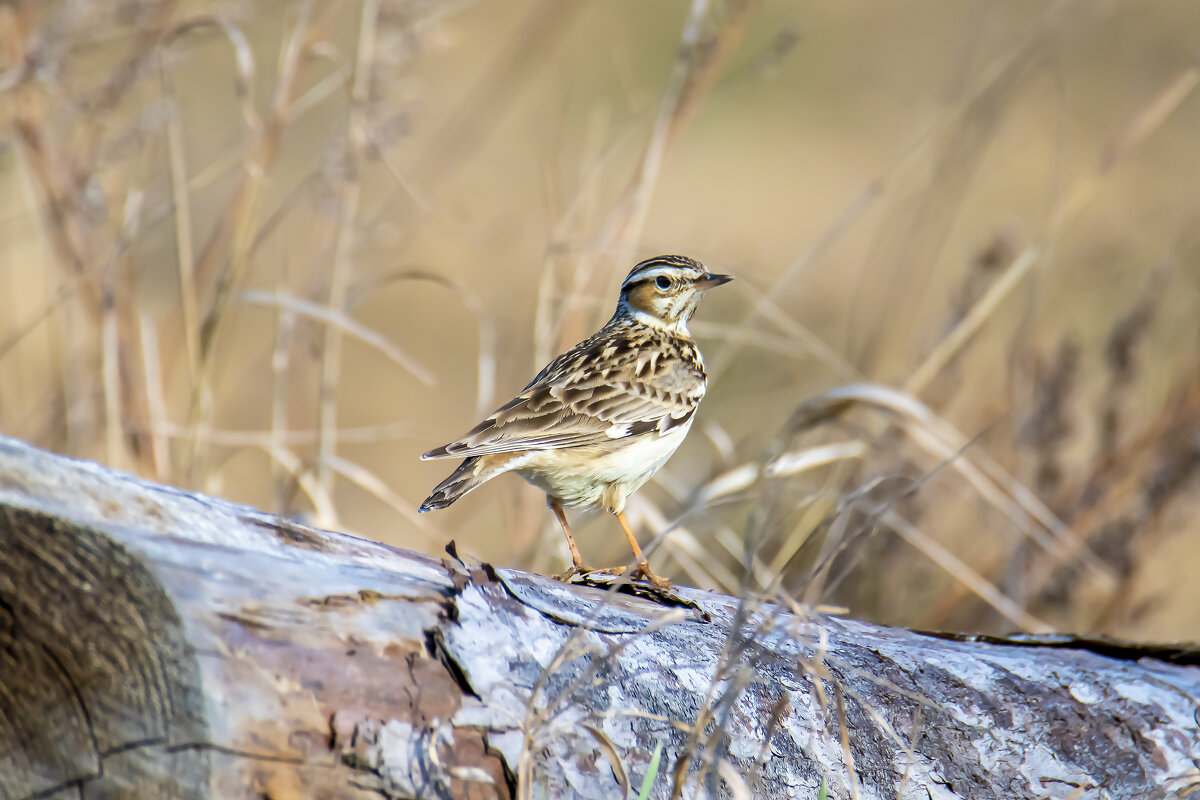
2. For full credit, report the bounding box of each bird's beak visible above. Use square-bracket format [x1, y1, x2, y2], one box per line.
[694, 273, 733, 291]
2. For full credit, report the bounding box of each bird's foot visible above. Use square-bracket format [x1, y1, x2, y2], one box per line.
[552, 564, 705, 620]
[554, 563, 626, 582]
[629, 561, 672, 590]
[556, 562, 671, 590]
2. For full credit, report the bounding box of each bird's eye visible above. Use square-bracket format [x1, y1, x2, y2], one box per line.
[655, 276, 671, 290]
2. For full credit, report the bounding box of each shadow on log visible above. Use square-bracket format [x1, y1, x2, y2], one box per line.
[0, 435, 1197, 799]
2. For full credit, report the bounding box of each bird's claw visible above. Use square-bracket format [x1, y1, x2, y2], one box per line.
[629, 562, 672, 590]
[555, 562, 671, 590]
[554, 563, 624, 582]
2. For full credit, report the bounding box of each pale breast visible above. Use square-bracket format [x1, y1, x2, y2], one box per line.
[514, 419, 693, 512]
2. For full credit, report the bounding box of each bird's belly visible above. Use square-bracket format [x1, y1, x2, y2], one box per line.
[515, 422, 691, 512]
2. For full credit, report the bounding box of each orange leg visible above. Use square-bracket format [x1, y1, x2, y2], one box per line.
[548, 496, 588, 572]
[615, 511, 671, 589]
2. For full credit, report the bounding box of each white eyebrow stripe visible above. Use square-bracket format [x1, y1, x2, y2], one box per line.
[623, 266, 702, 285]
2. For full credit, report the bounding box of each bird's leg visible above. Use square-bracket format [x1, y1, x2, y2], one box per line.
[615, 510, 671, 589]
[614, 509, 646, 562]
[549, 496, 585, 567]
[549, 496, 594, 580]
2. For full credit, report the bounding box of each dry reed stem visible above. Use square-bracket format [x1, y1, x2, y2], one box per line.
[706, 181, 881, 382]
[2, 2, 166, 473]
[883, 511, 1053, 633]
[904, 246, 1040, 396]
[316, 0, 380, 523]
[101, 284, 123, 469]
[702, 279, 858, 380]
[616, 0, 752, 261]
[833, 685, 863, 800]
[353, 270, 495, 416]
[158, 48, 199, 388]
[0, 278, 79, 364]
[269, 271, 298, 513]
[790, 384, 1115, 586]
[716, 759, 752, 800]
[581, 724, 631, 798]
[556, 0, 755, 356]
[254, 442, 337, 524]
[764, 468, 852, 581]
[1050, 67, 1199, 231]
[325, 453, 435, 538]
[188, 2, 314, 485]
[138, 311, 169, 482]
[707, 4, 1057, 386]
[407, 0, 585, 191]
[240, 291, 433, 384]
[798, 482, 870, 607]
[846, 4, 1062, 367]
[143, 420, 422, 448]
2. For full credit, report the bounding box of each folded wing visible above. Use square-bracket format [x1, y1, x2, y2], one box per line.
[421, 336, 702, 460]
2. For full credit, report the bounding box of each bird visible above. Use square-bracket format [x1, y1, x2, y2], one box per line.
[418, 255, 732, 588]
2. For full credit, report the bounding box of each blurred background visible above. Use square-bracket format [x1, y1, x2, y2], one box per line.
[2, 0, 1199, 639]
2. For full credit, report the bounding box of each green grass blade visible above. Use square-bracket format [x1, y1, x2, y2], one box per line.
[636, 741, 664, 800]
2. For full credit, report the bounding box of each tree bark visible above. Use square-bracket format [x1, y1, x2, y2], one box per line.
[0, 434, 1196, 800]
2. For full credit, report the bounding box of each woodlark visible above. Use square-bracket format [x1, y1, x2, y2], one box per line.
[419, 255, 732, 588]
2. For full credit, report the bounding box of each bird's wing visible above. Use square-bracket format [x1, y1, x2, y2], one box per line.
[421, 332, 703, 459]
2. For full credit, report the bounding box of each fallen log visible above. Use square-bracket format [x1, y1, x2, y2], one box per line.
[0, 435, 1196, 799]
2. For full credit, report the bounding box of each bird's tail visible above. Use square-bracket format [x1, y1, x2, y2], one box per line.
[419, 456, 509, 512]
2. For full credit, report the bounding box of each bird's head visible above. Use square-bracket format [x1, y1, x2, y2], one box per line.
[616, 255, 733, 334]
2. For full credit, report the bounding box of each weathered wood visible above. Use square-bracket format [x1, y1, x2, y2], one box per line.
[0, 434, 1197, 799]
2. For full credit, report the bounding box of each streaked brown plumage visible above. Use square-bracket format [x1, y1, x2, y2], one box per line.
[419, 255, 732, 586]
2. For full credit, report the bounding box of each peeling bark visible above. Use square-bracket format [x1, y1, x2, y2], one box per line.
[0, 435, 1196, 799]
